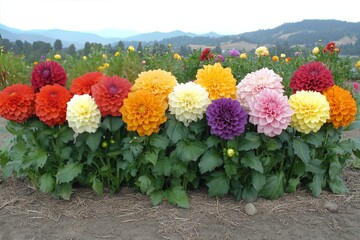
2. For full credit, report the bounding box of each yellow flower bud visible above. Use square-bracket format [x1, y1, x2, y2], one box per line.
[54, 54, 61, 60]
[128, 46, 135, 52]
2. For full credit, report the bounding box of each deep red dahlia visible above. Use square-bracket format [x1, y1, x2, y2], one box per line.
[31, 61, 67, 92]
[0, 84, 35, 122]
[200, 48, 214, 61]
[70, 72, 104, 95]
[91, 75, 132, 117]
[323, 42, 340, 54]
[35, 84, 72, 126]
[289, 61, 334, 93]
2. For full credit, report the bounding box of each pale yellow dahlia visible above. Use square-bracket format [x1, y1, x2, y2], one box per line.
[288, 90, 330, 134]
[131, 69, 177, 101]
[168, 82, 211, 126]
[255, 46, 269, 57]
[66, 94, 101, 134]
[194, 63, 237, 100]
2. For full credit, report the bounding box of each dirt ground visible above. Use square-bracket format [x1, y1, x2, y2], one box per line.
[1, 118, 360, 240]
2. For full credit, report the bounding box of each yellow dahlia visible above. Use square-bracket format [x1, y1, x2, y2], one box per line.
[322, 85, 357, 128]
[194, 63, 237, 100]
[120, 90, 168, 136]
[131, 69, 177, 101]
[288, 90, 330, 134]
[66, 94, 101, 134]
[168, 82, 211, 126]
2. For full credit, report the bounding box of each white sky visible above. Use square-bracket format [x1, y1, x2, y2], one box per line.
[0, 0, 359, 35]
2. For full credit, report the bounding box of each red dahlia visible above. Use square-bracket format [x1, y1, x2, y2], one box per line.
[199, 48, 214, 61]
[31, 61, 67, 92]
[91, 75, 132, 117]
[70, 72, 104, 95]
[35, 84, 72, 126]
[0, 84, 35, 122]
[289, 61, 334, 93]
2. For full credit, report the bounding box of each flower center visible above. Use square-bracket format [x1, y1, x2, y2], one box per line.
[138, 105, 146, 114]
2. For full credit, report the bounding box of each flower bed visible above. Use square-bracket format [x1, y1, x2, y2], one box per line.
[0, 45, 359, 208]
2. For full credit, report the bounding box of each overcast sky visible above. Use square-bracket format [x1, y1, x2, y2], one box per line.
[0, 0, 359, 35]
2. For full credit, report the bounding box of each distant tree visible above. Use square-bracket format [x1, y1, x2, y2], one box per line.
[83, 42, 91, 55]
[54, 39, 63, 52]
[137, 42, 143, 52]
[214, 43, 222, 54]
[66, 44, 77, 56]
[14, 40, 24, 54]
[117, 41, 125, 50]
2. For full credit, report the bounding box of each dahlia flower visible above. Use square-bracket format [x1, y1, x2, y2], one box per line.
[66, 94, 101, 134]
[31, 61, 67, 92]
[0, 84, 35, 123]
[255, 46, 269, 57]
[168, 82, 211, 126]
[199, 48, 214, 61]
[131, 69, 177, 101]
[91, 75, 132, 117]
[120, 90, 168, 136]
[289, 61, 334, 93]
[35, 84, 72, 126]
[195, 63, 237, 100]
[312, 47, 320, 55]
[206, 98, 247, 140]
[229, 48, 240, 57]
[322, 85, 357, 128]
[236, 68, 284, 110]
[248, 89, 293, 137]
[323, 42, 339, 54]
[70, 72, 104, 95]
[288, 90, 330, 134]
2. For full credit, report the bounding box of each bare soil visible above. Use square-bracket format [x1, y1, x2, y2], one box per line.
[1, 118, 360, 240]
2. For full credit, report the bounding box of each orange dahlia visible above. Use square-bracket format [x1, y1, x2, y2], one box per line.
[91, 75, 132, 117]
[0, 84, 35, 122]
[70, 72, 104, 95]
[131, 69, 177, 101]
[322, 85, 357, 128]
[35, 84, 72, 126]
[195, 63, 237, 100]
[120, 89, 168, 136]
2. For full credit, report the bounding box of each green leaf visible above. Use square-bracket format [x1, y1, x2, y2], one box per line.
[92, 177, 104, 196]
[60, 147, 72, 161]
[207, 171, 230, 197]
[166, 186, 190, 208]
[303, 131, 325, 147]
[238, 133, 261, 151]
[309, 174, 324, 197]
[39, 173, 55, 193]
[305, 159, 326, 174]
[242, 186, 258, 202]
[23, 148, 48, 170]
[266, 139, 281, 151]
[293, 138, 310, 164]
[329, 176, 348, 194]
[56, 162, 83, 184]
[143, 150, 159, 166]
[176, 140, 207, 162]
[287, 177, 300, 193]
[149, 190, 165, 206]
[152, 156, 171, 176]
[171, 161, 187, 177]
[166, 117, 189, 144]
[224, 161, 238, 178]
[252, 171, 266, 192]
[136, 175, 152, 194]
[86, 129, 103, 152]
[2, 160, 22, 179]
[206, 135, 221, 148]
[149, 134, 170, 150]
[259, 173, 284, 199]
[58, 127, 75, 144]
[198, 150, 223, 174]
[101, 116, 123, 132]
[241, 151, 263, 173]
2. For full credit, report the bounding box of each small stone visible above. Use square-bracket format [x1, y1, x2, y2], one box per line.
[324, 201, 338, 212]
[244, 203, 257, 216]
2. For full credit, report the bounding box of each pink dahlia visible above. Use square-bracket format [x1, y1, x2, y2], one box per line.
[289, 61, 334, 93]
[248, 89, 293, 137]
[236, 68, 284, 110]
[31, 61, 67, 92]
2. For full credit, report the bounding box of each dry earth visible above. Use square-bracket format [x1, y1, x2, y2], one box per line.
[1, 118, 360, 240]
